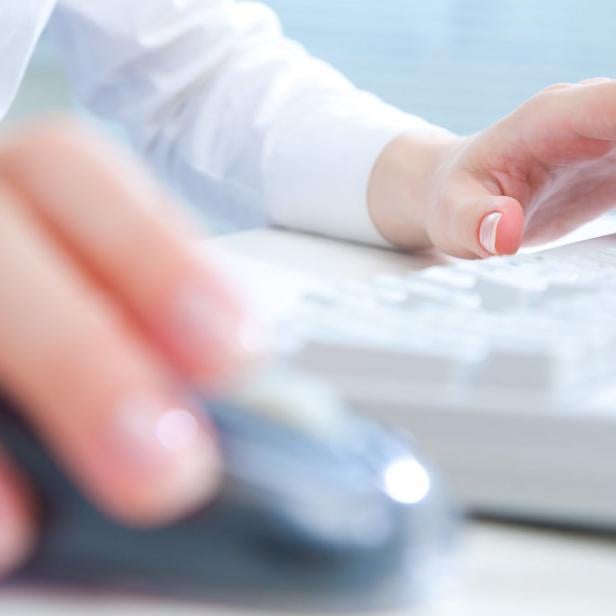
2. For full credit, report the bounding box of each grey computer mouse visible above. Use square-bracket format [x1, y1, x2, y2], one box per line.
[0, 369, 457, 612]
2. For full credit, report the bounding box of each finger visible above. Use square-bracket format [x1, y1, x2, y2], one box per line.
[0, 447, 36, 577]
[0, 182, 220, 526]
[0, 119, 260, 389]
[428, 179, 524, 258]
[543, 82, 577, 92]
[477, 197, 525, 256]
[560, 79, 616, 141]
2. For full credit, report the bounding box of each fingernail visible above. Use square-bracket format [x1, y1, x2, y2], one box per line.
[479, 211, 503, 255]
[109, 395, 221, 522]
[169, 281, 267, 382]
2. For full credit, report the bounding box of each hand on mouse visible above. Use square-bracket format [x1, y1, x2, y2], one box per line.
[0, 118, 255, 575]
[369, 77, 616, 258]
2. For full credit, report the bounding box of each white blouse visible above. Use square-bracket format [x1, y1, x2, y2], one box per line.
[1, 0, 433, 243]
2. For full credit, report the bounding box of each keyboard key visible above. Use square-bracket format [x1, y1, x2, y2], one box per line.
[280, 235, 616, 401]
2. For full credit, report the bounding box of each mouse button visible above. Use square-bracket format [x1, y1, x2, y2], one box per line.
[211, 417, 406, 554]
[217, 446, 398, 554]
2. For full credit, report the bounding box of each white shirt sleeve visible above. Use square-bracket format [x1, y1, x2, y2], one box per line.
[50, 0, 434, 244]
[0, 0, 56, 120]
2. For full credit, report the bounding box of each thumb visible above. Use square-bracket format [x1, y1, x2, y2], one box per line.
[476, 195, 525, 257]
[429, 192, 525, 258]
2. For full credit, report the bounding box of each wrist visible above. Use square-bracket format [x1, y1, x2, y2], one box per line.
[367, 127, 464, 249]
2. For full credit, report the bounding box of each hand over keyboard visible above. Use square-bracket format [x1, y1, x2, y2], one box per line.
[273, 234, 616, 527]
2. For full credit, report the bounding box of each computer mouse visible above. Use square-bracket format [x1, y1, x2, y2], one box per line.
[0, 368, 457, 612]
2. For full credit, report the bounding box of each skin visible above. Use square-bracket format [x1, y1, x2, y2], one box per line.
[0, 119, 254, 574]
[2, 77, 616, 574]
[369, 78, 616, 258]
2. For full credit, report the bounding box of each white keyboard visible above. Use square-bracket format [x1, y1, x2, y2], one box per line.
[277, 234, 616, 528]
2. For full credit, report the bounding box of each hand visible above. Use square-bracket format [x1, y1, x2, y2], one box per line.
[369, 77, 616, 258]
[0, 119, 254, 574]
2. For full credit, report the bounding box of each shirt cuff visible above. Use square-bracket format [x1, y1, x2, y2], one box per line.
[262, 91, 437, 246]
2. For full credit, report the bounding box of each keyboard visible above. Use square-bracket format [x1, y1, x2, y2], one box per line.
[276, 234, 616, 529]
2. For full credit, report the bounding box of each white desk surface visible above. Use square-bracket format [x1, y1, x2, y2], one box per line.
[3, 227, 616, 616]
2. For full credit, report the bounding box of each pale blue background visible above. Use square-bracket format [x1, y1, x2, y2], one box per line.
[11, 1, 616, 134]
[264, 0, 615, 133]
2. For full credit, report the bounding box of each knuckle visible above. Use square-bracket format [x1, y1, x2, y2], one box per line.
[527, 83, 574, 108]
[541, 82, 574, 94]
[518, 83, 573, 115]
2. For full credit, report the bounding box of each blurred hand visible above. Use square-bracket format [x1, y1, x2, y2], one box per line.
[0, 118, 254, 575]
[369, 77, 616, 258]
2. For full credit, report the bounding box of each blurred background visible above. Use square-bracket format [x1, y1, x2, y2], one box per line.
[6, 0, 615, 224]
